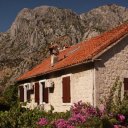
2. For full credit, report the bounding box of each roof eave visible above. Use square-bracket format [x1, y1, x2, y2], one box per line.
[16, 58, 94, 82]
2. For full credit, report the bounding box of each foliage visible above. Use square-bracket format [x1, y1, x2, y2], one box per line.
[0, 99, 127, 128]
[0, 84, 18, 111]
[36, 118, 48, 126]
[0, 79, 128, 127]
[36, 101, 104, 128]
[0, 104, 70, 128]
[103, 77, 122, 113]
[100, 78, 128, 127]
[118, 99, 128, 116]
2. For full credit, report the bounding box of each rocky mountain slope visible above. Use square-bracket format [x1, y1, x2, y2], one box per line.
[0, 4, 128, 95]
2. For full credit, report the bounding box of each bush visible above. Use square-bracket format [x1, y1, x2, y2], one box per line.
[0, 84, 18, 111]
[36, 101, 104, 128]
[0, 99, 127, 128]
[0, 104, 70, 128]
[0, 79, 128, 128]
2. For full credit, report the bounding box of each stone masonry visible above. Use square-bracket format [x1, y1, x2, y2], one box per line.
[44, 65, 94, 112]
[95, 35, 128, 105]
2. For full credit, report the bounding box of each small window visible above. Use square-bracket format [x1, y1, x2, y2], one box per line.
[62, 76, 71, 103]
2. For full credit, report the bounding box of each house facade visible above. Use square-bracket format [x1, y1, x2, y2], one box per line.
[17, 23, 128, 112]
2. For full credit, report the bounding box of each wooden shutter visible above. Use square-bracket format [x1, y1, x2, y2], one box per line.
[19, 86, 24, 102]
[35, 82, 40, 104]
[43, 83, 49, 103]
[62, 76, 71, 103]
[124, 78, 128, 90]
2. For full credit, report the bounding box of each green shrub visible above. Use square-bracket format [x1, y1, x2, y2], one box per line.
[101, 117, 113, 128]
[118, 99, 128, 115]
[0, 84, 18, 111]
[104, 77, 122, 113]
[0, 79, 127, 128]
[0, 105, 70, 128]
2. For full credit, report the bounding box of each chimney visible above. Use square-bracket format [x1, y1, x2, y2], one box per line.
[49, 43, 59, 66]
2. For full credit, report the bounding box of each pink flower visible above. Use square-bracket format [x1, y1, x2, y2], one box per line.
[54, 119, 74, 128]
[114, 125, 119, 128]
[36, 118, 48, 126]
[117, 114, 125, 122]
[68, 113, 86, 125]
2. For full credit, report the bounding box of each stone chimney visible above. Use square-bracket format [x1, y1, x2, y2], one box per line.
[49, 43, 59, 66]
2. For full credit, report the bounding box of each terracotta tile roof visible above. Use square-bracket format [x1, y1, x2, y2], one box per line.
[17, 23, 128, 81]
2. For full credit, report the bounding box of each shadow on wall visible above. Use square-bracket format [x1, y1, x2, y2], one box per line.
[95, 35, 128, 69]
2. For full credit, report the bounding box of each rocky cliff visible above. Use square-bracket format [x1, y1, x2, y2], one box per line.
[0, 4, 128, 95]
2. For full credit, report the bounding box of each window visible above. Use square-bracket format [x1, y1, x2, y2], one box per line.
[62, 76, 71, 103]
[19, 84, 28, 102]
[124, 78, 128, 97]
[19, 83, 34, 103]
[38, 81, 49, 104]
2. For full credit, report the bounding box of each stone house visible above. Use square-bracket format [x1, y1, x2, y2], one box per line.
[17, 23, 128, 112]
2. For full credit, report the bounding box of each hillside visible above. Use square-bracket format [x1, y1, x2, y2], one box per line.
[0, 4, 128, 95]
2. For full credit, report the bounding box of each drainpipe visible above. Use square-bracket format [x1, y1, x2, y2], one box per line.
[92, 67, 96, 107]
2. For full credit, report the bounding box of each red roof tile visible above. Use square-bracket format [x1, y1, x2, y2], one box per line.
[17, 23, 128, 81]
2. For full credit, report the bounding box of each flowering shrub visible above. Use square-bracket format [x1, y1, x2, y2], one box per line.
[40, 101, 104, 127]
[1, 79, 127, 127]
[68, 113, 86, 125]
[0, 100, 127, 128]
[53, 119, 74, 128]
[35, 100, 128, 128]
[68, 101, 100, 126]
[36, 118, 48, 126]
[0, 79, 128, 128]
[34, 101, 102, 128]
[71, 101, 98, 117]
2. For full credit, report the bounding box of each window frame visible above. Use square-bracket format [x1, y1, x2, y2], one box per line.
[39, 79, 49, 105]
[19, 82, 36, 103]
[23, 83, 30, 102]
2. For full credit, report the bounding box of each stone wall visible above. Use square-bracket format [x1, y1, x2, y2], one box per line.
[46, 65, 94, 112]
[95, 35, 128, 105]
[23, 63, 94, 112]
